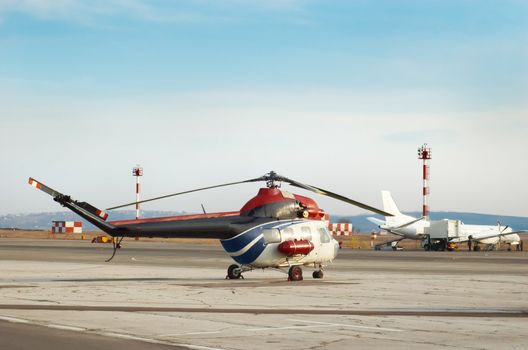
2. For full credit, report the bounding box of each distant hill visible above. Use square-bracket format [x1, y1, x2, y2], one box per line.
[0, 211, 186, 231]
[2, 210, 528, 232]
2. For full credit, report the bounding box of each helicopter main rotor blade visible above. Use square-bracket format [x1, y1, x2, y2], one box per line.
[105, 170, 392, 217]
[284, 178, 394, 217]
[106, 178, 262, 210]
[243, 171, 394, 217]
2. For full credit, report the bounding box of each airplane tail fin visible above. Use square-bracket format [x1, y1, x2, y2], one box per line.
[366, 192, 405, 228]
[28, 177, 117, 235]
[382, 191, 403, 217]
[381, 190, 418, 225]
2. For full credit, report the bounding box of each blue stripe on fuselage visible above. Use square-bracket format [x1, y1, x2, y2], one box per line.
[221, 220, 293, 253]
[220, 220, 301, 265]
[221, 226, 263, 253]
[230, 237, 266, 265]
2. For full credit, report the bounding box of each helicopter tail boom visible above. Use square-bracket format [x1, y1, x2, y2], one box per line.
[28, 178, 117, 235]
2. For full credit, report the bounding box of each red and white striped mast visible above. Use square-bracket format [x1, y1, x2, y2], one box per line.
[418, 144, 431, 220]
[132, 166, 143, 220]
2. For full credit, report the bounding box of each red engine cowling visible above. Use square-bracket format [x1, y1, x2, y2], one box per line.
[278, 240, 314, 256]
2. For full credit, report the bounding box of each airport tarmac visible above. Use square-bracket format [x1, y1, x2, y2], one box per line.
[0, 238, 527, 349]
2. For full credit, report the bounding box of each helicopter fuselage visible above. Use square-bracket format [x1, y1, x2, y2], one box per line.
[28, 176, 354, 277]
[221, 219, 339, 268]
[107, 188, 338, 267]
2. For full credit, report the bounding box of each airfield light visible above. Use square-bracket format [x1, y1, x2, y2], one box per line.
[132, 166, 143, 220]
[418, 144, 431, 219]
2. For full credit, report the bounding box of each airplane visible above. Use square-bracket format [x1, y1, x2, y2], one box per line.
[449, 224, 524, 251]
[368, 191, 524, 251]
[28, 171, 392, 281]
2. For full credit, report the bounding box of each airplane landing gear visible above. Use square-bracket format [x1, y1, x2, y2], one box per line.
[312, 270, 324, 279]
[226, 264, 243, 279]
[288, 266, 303, 281]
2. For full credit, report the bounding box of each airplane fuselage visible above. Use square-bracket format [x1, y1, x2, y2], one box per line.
[382, 219, 521, 246]
[462, 224, 520, 245]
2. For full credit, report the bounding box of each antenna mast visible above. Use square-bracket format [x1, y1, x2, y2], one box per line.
[132, 166, 143, 220]
[418, 144, 431, 220]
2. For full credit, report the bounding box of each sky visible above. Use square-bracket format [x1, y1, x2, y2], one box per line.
[1, 0, 527, 217]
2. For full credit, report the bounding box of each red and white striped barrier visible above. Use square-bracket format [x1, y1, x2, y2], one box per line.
[52, 221, 82, 234]
[328, 223, 353, 236]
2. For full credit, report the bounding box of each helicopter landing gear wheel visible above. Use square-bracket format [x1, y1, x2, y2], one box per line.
[288, 266, 303, 281]
[227, 264, 242, 279]
[312, 270, 324, 279]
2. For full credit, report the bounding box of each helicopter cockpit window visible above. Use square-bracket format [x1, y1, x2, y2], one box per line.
[281, 227, 294, 241]
[318, 227, 331, 243]
[300, 226, 312, 241]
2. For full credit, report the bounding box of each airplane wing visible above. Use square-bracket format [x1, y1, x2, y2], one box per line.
[390, 217, 424, 230]
[374, 237, 405, 250]
[366, 217, 405, 236]
[451, 230, 526, 243]
[368, 216, 423, 237]
[380, 228, 406, 237]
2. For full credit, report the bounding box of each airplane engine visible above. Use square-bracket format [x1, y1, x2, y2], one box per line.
[278, 240, 314, 256]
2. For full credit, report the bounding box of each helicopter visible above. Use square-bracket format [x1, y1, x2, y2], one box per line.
[28, 171, 392, 281]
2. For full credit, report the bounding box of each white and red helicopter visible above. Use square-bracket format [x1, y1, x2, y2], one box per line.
[28, 171, 391, 281]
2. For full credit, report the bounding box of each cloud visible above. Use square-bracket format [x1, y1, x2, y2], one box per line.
[383, 129, 458, 144]
[0, 0, 217, 25]
[218, 0, 305, 11]
[0, 0, 144, 23]
[0, 0, 306, 25]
